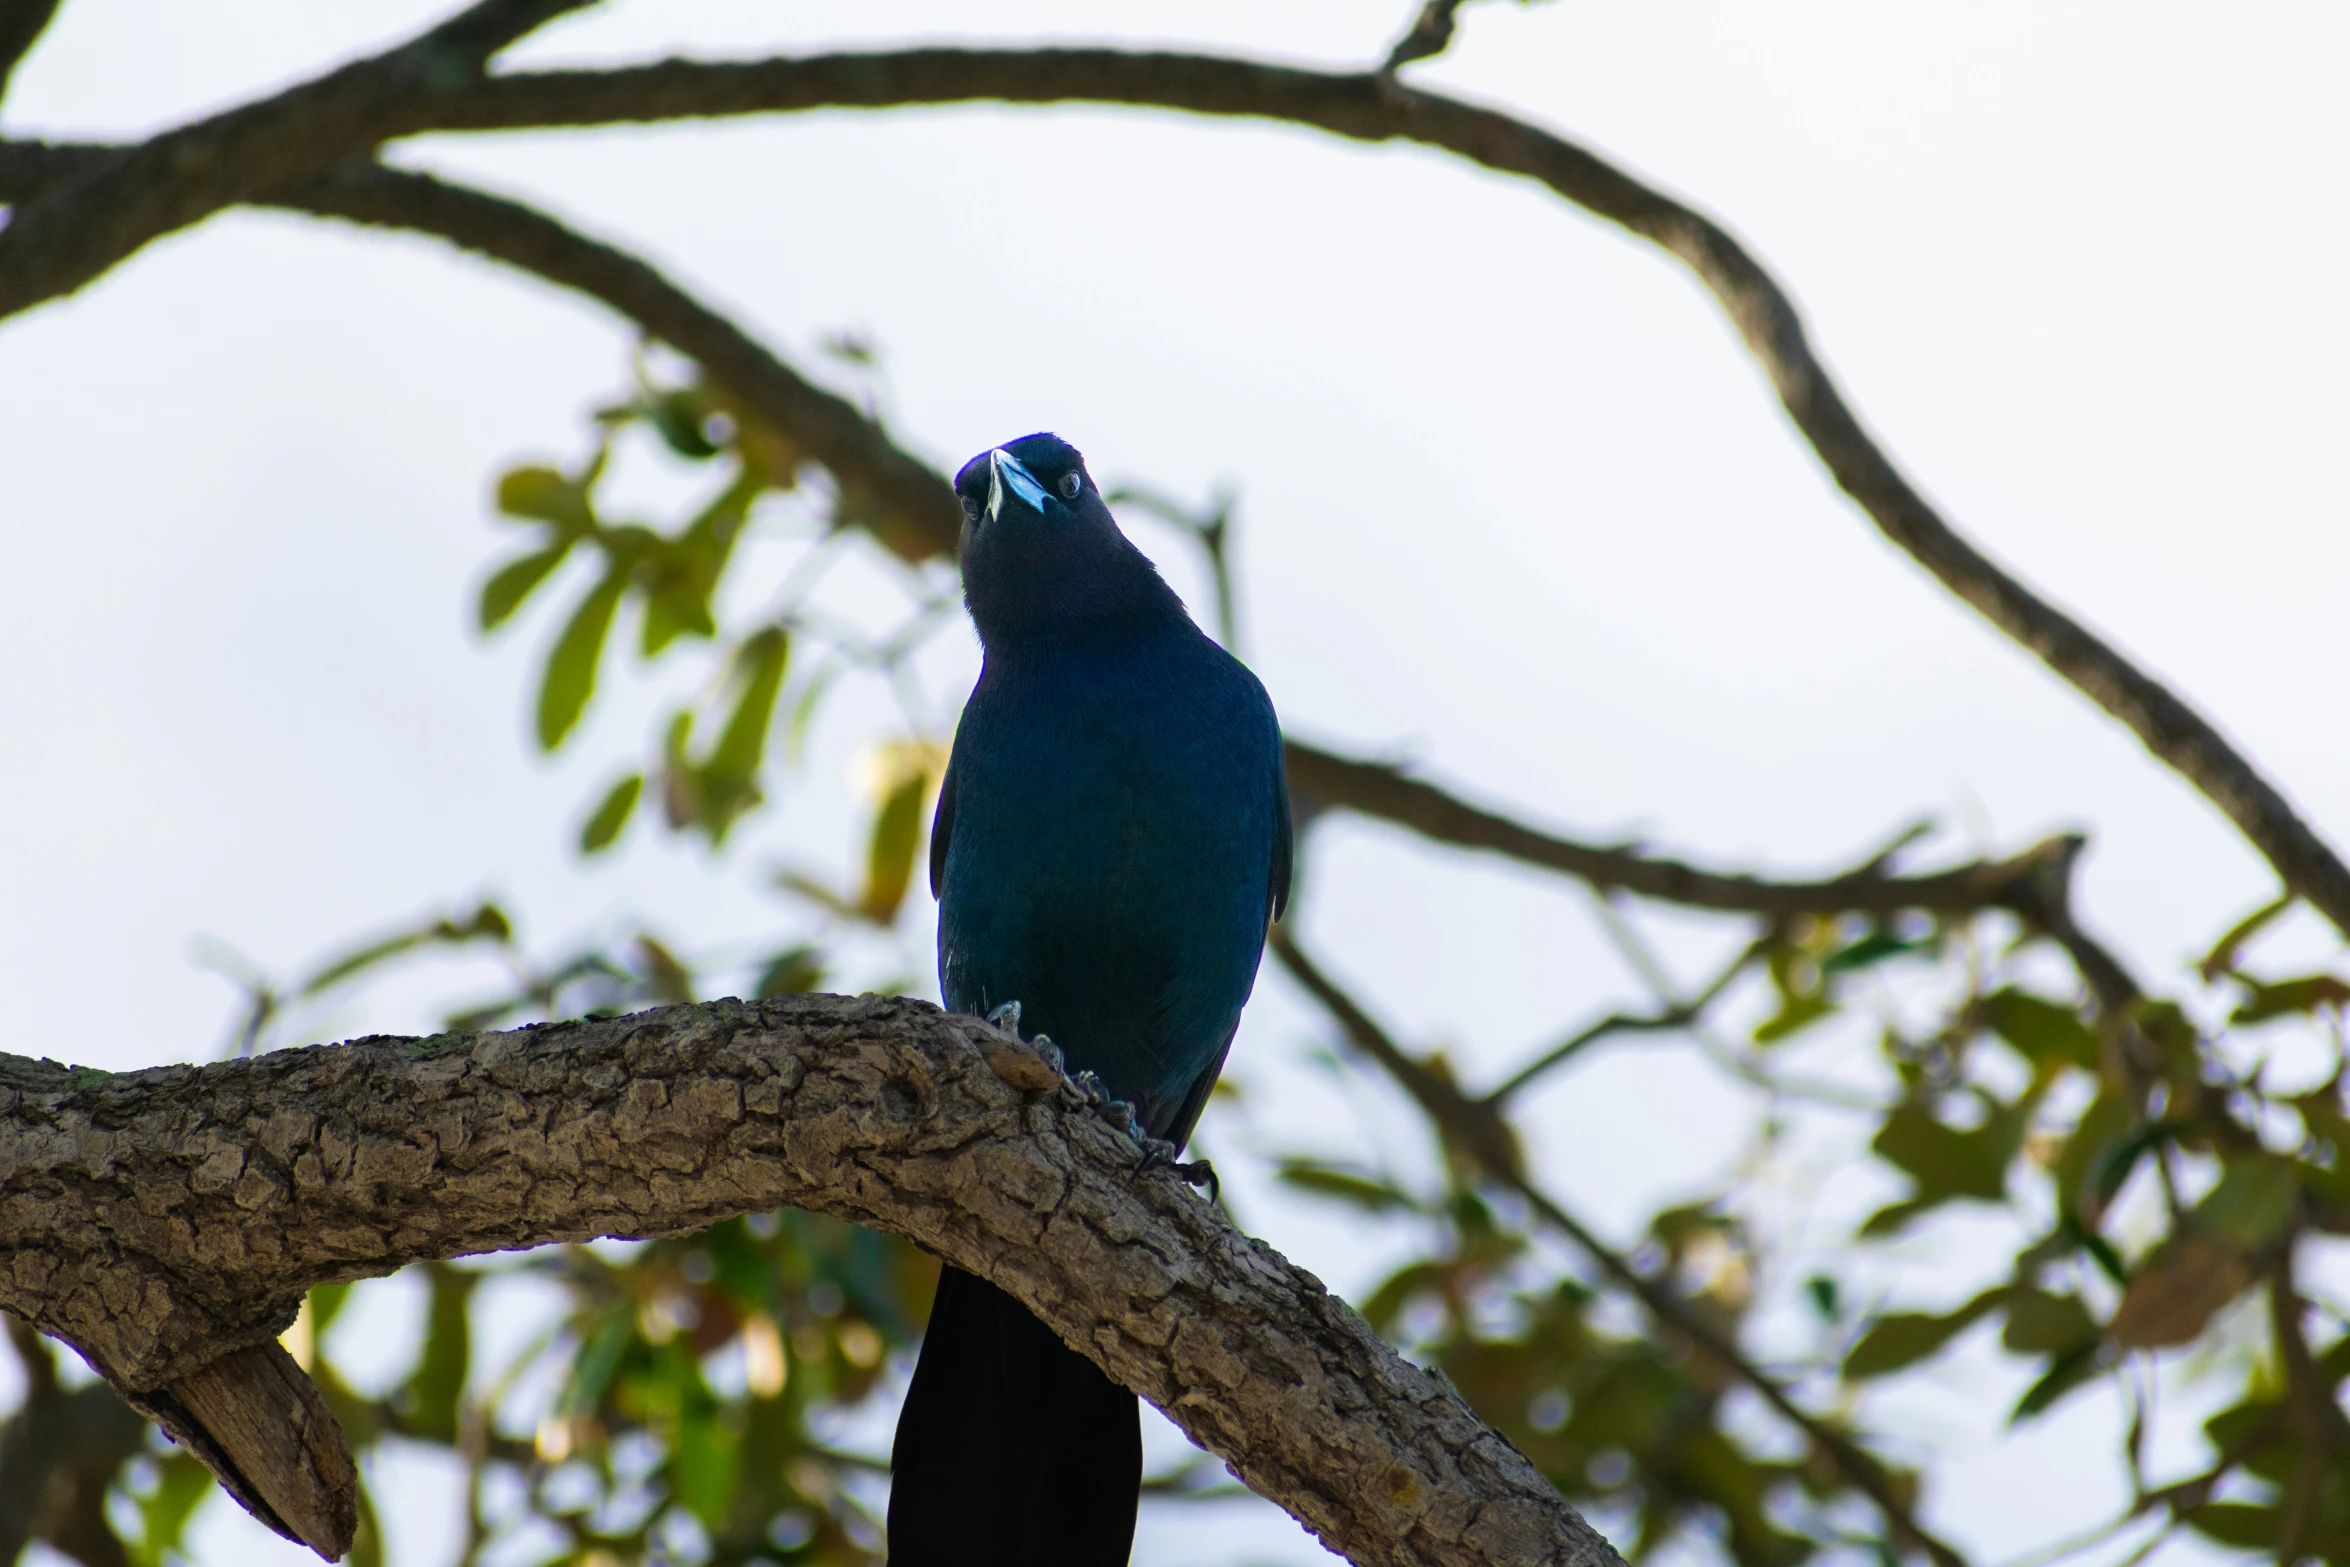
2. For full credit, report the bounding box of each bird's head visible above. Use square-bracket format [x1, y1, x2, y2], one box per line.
[953, 432, 1187, 648]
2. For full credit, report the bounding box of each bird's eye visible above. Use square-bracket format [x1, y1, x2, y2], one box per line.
[1057, 471, 1082, 501]
[960, 495, 981, 521]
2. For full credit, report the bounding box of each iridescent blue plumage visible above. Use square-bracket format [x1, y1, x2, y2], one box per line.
[887, 433, 1289, 1567]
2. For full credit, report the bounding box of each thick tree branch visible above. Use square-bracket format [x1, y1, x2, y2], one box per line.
[0, 995, 1626, 1567]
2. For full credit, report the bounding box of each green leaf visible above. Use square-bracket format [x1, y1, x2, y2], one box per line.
[2198, 894, 2292, 980]
[2010, 1336, 2101, 1422]
[1276, 1159, 1421, 1215]
[495, 463, 597, 534]
[649, 388, 721, 459]
[2083, 1119, 2183, 1225]
[536, 568, 626, 751]
[2231, 972, 2350, 1025]
[2000, 1288, 2097, 1355]
[477, 543, 571, 632]
[1842, 1287, 2008, 1379]
[2185, 1502, 2278, 1551]
[307, 1280, 354, 1335]
[2194, 1154, 2299, 1248]
[636, 935, 693, 1004]
[2052, 1089, 2138, 1229]
[1358, 1260, 1451, 1334]
[1820, 931, 1924, 974]
[709, 628, 789, 784]
[642, 472, 761, 655]
[1752, 990, 1832, 1044]
[402, 1261, 478, 1443]
[579, 772, 642, 854]
[755, 945, 826, 998]
[557, 1309, 634, 1419]
[1861, 1100, 2016, 1232]
[860, 759, 933, 926]
[131, 1450, 214, 1567]
[1980, 988, 2099, 1072]
[671, 1406, 742, 1528]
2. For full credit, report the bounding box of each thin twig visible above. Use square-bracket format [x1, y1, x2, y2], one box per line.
[1381, 0, 1472, 75]
[1488, 933, 1761, 1102]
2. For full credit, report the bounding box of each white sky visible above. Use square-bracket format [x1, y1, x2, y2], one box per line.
[3, 2, 2346, 1565]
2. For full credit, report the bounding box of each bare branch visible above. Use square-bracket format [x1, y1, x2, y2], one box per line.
[7, 48, 2338, 932]
[0, 996, 1628, 1567]
[1287, 740, 2081, 920]
[1382, 0, 1472, 75]
[0, 0, 595, 322]
[411, 49, 2350, 939]
[0, 0, 61, 107]
[269, 159, 960, 560]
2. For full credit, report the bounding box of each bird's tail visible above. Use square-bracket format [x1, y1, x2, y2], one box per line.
[887, 1266, 1141, 1567]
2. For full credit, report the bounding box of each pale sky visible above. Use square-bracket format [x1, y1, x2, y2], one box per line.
[3, 3, 2346, 1565]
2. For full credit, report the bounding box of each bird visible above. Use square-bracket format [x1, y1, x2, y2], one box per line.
[886, 433, 1291, 1567]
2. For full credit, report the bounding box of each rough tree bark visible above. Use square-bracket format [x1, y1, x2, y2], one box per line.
[0, 994, 1627, 1567]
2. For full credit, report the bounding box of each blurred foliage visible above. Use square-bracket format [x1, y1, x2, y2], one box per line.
[6, 350, 2346, 1567]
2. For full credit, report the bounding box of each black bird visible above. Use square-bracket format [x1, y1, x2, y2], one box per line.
[886, 434, 1290, 1566]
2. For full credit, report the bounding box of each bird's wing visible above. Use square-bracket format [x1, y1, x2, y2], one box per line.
[1159, 1024, 1238, 1150]
[1269, 747, 1293, 924]
[928, 754, 958, 900]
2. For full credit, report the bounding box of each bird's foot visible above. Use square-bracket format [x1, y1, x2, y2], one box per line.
[986, 1003, 1063, 1073]
[1069, 1073, 1151, 1145]
[1173, 1158, 1220, 1203]
[1131, 1134, 1219, 1200]
[1029, 1034, 1064, 1075]
[1057, 1068, 1218, 1199]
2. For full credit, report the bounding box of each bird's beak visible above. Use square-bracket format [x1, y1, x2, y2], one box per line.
[986, 448, 1050, 523]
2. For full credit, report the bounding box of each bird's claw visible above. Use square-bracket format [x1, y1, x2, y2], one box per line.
[985, 1001, 1023, 1037]
[1038, 1052, 1216, 1200]
[1146, 1152, 1218, 1202]
[1029, 1034, 1064, 1074]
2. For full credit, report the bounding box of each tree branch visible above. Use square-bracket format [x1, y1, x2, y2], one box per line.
[0, 0, 593, 321]
[269, 159, 961, 561]
[0, 0, 61, 108]
[8, 54, 2343, 936]
[1270, 929, 1969, 1567]
[1382, 0, 1473, 75]
[0, 995, 1627, 1567]
[1286, 741, 2089, 922]
[411, 48, 2350, 940]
